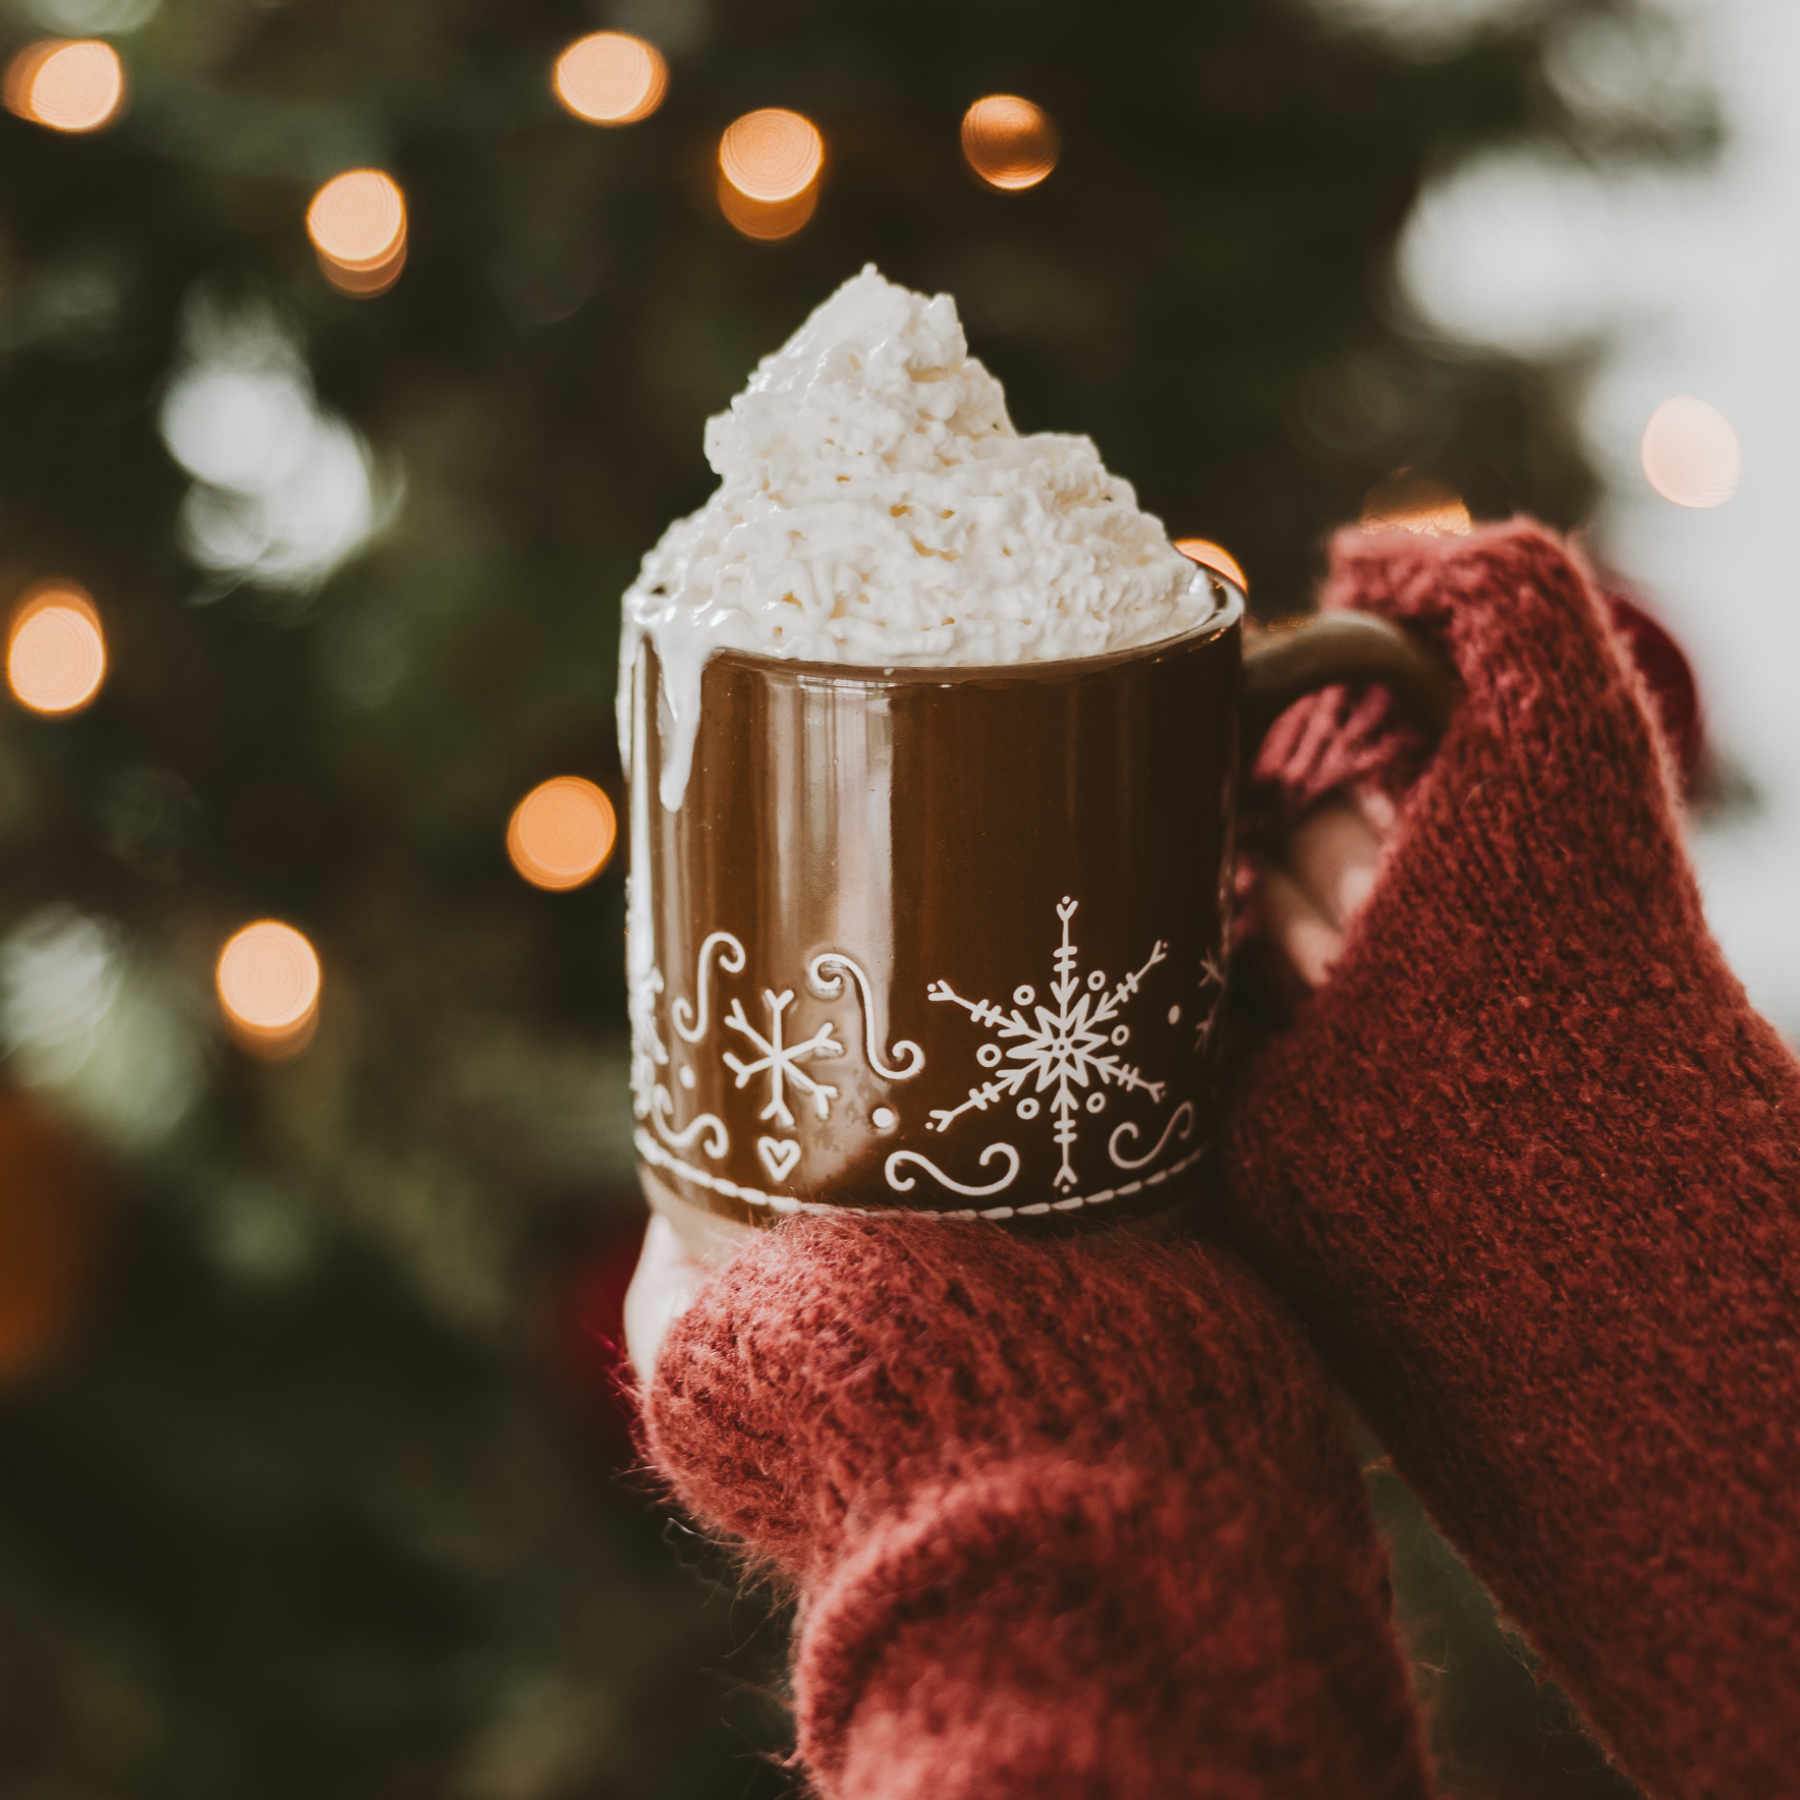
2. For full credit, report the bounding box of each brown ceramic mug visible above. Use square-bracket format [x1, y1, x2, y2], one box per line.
[625, 572, 1451, 1249]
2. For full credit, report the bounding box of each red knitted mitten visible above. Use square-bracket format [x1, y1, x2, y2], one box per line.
[1225, 520, 1800, 1800]
[645, 1215, 1431, 1800]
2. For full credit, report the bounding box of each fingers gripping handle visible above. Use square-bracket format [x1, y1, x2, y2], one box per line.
[1241, 611, 1458, 755]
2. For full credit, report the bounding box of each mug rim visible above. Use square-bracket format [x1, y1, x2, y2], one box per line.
[700, 571, 1245, 689]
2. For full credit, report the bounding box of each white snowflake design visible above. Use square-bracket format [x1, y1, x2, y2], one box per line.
[927, 897, 1168, 1192]
[722, 988, 844, 1128]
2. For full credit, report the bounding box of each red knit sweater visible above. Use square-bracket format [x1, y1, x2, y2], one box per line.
[646, 1219, 1431, 1799]
[643, 518, 1796, 1800]
[1227, 520, 1800, 1800]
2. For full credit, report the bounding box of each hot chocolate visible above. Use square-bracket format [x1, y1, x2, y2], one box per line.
[617, 273, 1459, 1372]
[617, 265, 1210, 810]
[617, 270, 1452, 1300]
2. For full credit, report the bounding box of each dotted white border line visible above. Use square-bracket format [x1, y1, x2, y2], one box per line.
[635, 1129, 1209, 1223]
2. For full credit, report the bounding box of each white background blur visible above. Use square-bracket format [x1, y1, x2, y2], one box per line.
[1339, 0, 1800, 1040]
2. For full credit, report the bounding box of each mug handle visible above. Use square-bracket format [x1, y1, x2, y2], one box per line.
[1241, 610, 1458, 753]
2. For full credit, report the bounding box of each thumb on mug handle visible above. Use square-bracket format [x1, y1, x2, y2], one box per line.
[1241, 611, 1458, 756]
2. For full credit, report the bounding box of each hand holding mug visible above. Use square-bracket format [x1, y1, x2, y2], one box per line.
[624, 600, 1454, 1375]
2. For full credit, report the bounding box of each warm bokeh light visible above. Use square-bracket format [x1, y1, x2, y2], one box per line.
[3, 39, 125, 134]
[1361, 469, 1473, 536]
[307, 170, 407, 297]
[1174, 538, 1249, 592]
[717, 169, 820, 242]
[6, 584, 106, 717]
[216, 920, 322, 1057]
[319, 238, 407, 297]
[961, 95, 1059, 191]
[552, 31, 667, 125]
[507, 777, 618, 892]
[1641, 395, 1742, 509]
[308, 171, 406, 297]
[719, 108, 824, 203]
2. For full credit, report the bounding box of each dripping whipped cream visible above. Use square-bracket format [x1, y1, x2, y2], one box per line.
[618, 264, 1210, 811]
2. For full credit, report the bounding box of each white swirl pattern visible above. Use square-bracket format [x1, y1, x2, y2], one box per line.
[672, 931, 745, 1044]
[885, 1142, 1021, 1197]
[1108, 1100, 1195, 1172]
[807, 951, 926, 1080]
[651, 1084, 728, 1159]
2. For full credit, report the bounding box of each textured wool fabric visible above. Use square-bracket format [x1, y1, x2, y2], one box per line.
[646, 1215, 1432, 1800]
[1226, 519, 1800, 1800]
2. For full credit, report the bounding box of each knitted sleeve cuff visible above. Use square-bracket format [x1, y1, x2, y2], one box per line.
[795, 1457, 1430, 1800]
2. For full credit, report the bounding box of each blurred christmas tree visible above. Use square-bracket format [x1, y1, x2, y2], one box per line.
[0, 0, 1706, 1792]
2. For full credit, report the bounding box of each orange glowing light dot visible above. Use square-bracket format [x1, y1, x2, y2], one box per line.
[719, 108, 824, 203]
[507, 777, 618, 892]
[1360, 470, 1473, 537]
[961, 95, 1059, 192]
[717, 168, 820, 242]
[1641, 395, 1742, 509]
[216, 921, 322, 1057]
[553, 31, 668, 125]
[319, 236, 406, 297]
[307, 170, 407, 268]
[1174, 539, 1249, 593]
[3, 39, 125, 134]
[6, 584, 106, 716]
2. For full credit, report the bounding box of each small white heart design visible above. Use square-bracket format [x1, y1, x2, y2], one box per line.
[757, 1137, 801, 1183]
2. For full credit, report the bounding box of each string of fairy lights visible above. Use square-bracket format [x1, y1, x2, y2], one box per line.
[0, 25, 1746, 1064]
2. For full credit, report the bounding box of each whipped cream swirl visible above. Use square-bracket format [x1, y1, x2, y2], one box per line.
[620, 265, 1207, 809]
